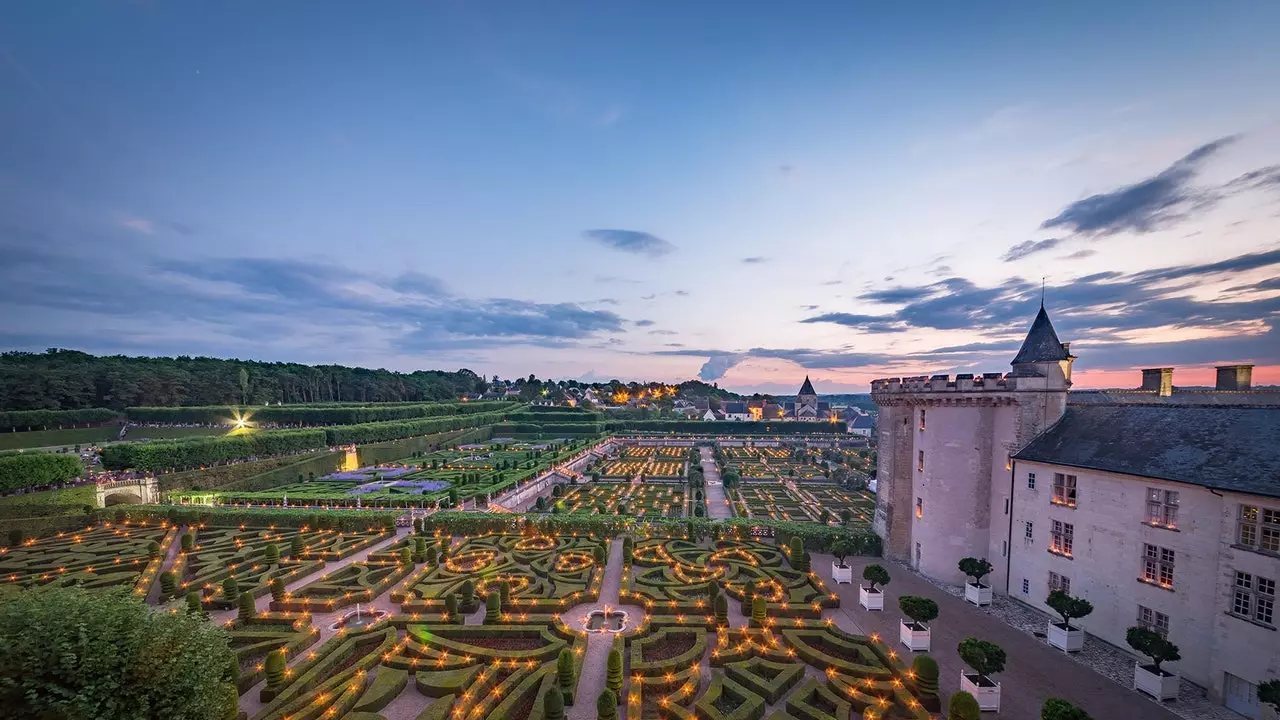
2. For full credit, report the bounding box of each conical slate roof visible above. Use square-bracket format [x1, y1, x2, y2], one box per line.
[1011, 305, 1070, 365]
[798, 376, 817, 396]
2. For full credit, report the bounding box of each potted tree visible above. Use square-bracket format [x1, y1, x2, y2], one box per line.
[958, 637, 1005, 712]
[830, 539, 854, 584]
[958, 557, 994, 607]
[1126, 627, 1180, 701]
[860, 564, 890, 611]
[898, 595, 937, 652]
[1258, 679, 1280, 720]
[1045, 590, 1092, 653]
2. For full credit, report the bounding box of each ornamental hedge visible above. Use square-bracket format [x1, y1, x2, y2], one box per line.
[124, 400, 515, 426]
[109, 504, 399, 532]
[100, 429, 327, 472]
[604, 420, 848, 435]
[0, 452, 84, 492]
[0, 408, 121, 432]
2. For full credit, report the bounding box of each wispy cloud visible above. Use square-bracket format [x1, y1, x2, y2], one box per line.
[1002, 238, 1063, 262]
[633, 319, 655, 327]
[118, 216, 155, 235]
[584, 229, 675, 257]
[741, 256, 769, 264]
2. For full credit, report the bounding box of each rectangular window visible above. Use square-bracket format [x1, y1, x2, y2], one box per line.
[919, 409, 926, 430]
[1050, 520, 1074, 556]
[1231, 571, 1277, 626]
[1237, 505, 1280, 553]
[1021, 578, 1029, 594]
[1052, 473, 1078, 508]
[916, 497, 923, 519]
[917, 450, 924, 472]
[1145, 488, 1180, 529]
[1049, 571, 1070, 594]
[1002, 540, 1008, 557]
[1004, 498, 1010, 515]
[1137, 605, 1169, 636]
[1027, 472, 1036, 489]
[1025, 521, 1034, 541]
[1142, 544, 1175, 588]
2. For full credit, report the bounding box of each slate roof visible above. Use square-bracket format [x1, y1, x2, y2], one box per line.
[1013, 405, 1280, 498]
[1011, 305, 1071, 365]
[798, 376, 817, 396]
[850, 415, 876, 429]
[723, 402, 748, 414]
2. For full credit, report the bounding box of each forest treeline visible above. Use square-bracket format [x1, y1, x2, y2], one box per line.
[0, 349, 488, 411]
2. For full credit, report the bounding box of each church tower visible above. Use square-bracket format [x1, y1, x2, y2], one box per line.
[796, 376, 819, 420]
[870, 305, 1071, 591]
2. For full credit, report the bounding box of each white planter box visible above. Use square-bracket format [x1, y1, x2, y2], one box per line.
[1133, 664, 1179, 702]
[832, 561, 853, 584]
[965, 582, 992, 607]
[1047, 622, 1084, 652]
[899, 620, 930, 652]
[960, 672, 1001, 712]
[859, 585, 883, 611]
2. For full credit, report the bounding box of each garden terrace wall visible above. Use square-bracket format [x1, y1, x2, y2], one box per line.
[111, 505, 399, 531]
[0, 407, 121, 432]
[155, 450, 336, 492]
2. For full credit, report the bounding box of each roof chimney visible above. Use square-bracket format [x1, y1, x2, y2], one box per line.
[1215, 365, 1253, 391]
[1141, 368, 1173, 397]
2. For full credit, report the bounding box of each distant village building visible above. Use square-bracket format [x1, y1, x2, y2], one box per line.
[784, 376, 831, 421]
[871, 304, 1280, 714]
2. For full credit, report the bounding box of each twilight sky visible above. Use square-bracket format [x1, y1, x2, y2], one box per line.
[2, 1, 1278, 394]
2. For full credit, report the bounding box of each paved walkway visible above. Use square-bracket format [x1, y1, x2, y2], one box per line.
[569, 536, 629, 720]
[812, 552, 1181, 720]
[699, 447, 733, 519]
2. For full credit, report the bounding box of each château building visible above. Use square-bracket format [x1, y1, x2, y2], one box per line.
[871, 305, 1279, 717]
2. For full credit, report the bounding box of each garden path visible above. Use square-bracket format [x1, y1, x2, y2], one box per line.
[699, 447, 733, 519]
[810, 551, 1181, 720]
[568, 535, 628, 720]
[147, 524, 186, 604]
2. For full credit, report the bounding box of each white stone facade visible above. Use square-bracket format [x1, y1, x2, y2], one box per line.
[1007, 461, 1280, 710]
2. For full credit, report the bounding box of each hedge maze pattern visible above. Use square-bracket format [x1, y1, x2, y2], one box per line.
[0, 522, 174, 598]
[559, 483, 688, 518]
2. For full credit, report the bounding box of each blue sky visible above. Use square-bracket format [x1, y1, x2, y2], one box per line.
[2, 1, 1278, 393]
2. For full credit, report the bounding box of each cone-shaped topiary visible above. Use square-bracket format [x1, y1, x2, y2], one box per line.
[593, 545, 606, 565]
[186, 591, 204, 616]
[238, 591, 256, 622]
[500, 579, 511, 605]
[1041, 698, 1094, 720]
[414, 537, 426, 563]
[606, 648, 623, 695]
[445, 593, 459, 622]
[596, 690, 618, 720]
[181, 533, 194, 552]
[8, 529, 24, 547]
[543, 685, 565, 720]
[222, 577, 239, 600]
[708, 581, 720, 605]
[399, 547, 412, 565]
[714, 594, 728, 626]
[949, 690, 981, 720]
[290, 534, 304, 557]
[789, 537, 805, 569]
[147, 540, 161, 559]
[426, 544, 438, 566]
[219, 682, 238, 720]
[460, 579, 475, 608]
[270, 577, 286, 603]
[485, 591, 501, 623]
[263, 544, 279, 564]
[264, 649, 286, 690]
[159, 571, 176, 598]
[751, 596, 767, 628]
[557, 647, 575, 695]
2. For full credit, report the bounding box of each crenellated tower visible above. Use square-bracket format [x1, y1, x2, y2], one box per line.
[871, 304, 1072, 590]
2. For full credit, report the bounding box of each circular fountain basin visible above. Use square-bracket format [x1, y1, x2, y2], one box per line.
[583, 609, 629, 633]
[329, 608, 389, 631]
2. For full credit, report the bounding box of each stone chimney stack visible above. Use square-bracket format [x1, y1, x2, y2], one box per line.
[1215, 365, 1254, 391]
[1141, 368, 1174, 397]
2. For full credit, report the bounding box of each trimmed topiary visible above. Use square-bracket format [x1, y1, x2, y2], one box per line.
[460, 579, 475, 609]
[222, 577, 239, 600]
[445, 593, 459, 622]
[789, 536, 805, 569]
[270, 577, 286, 603]
[593, 545, 606, 565]
[485, 591, 501, 623]
[186, 591, 204, 616]
[159, 571, 177, 598]
[557, 647, 575, 697]
[289, 534, 304, 558]
[913, 654, 940, 708]
[949, 690, 981, 720]
[147, 540, 161, 559]
[499, 579, 511, 606]
[414, 537, 426, 563]
[751, 596, 767, 628]
[238, 591, 256, 622]
[426, 544, 438, 566]
[264, 649, 286, 691]
[181, 533, 194, 552]
[1125, 626, 1180, 673]
[714, 594, 728, 626]
[400, 547, 412, 565]
[899, 596, 938, 628]
[1041, 698, 1094, 720]
[958, 557, 994, 587]
[957, 637, 1006, 679]
[543, 685, 565, 720]
[606, 648, 623, 695]
[263, 543, 279, 564]
[1046, 590, 1093, 630]
[862, 564, 890, 590]
[596, 689, 618, 720]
